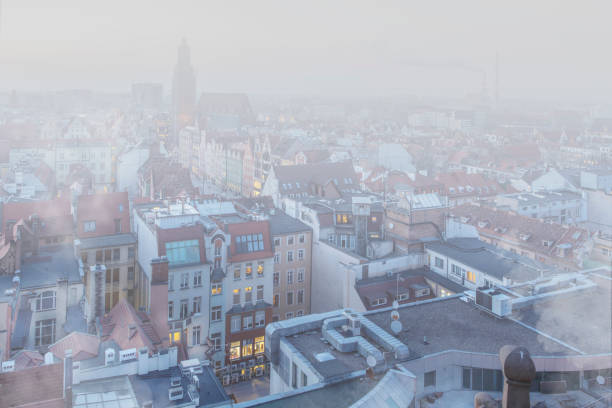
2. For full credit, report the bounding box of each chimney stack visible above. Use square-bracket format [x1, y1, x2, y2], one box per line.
[499, 345, 536, 408]
[150, 257, 170, 347]
[63, 349, 73, 408]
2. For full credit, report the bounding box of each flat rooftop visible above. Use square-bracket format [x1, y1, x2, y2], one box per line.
[286, 331, 372, 380]
[77, 233, 137, 250]
[245, 374, 379, 408]
[512, 282, 612, 355]
[20, 245, 81, 288]
[367, 296, 574, 357]
[426, 238, 552, 282]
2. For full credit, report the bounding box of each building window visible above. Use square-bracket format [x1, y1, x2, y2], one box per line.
[180, 273, 189, 289]
[168, 274, 174, 291]
[233, 289, 240, 305]
[287, 236, 294, 245]
[230, 341, 241, 360]
[297, 289, 304, 305]
[254, 336, 265, 354]
[398, 293, 409, 301]
[415, 288, 431, 297]
[286, 312, 294, 320]
[298, 249, 304, 260]
[467, 270, 476, 283]
[287, 270, 294, 285]
[257, 261, 264, 276]
[299, 234, 305, 244]
[104, 249, 112, 262]
[287, 292, 294, 305]
[245, 286, 253, 303]
[234, 266, 241, 280]
[274, 237, 281, 247]
[211, 332, 221, 351]
[193, 297, 201, 314]
[272, 315, 280, 322]
[235, 233, 265, 253]
[296, 310, 304, 317]
[274, 294, 279, 307]
[112, 248, 121, 261]
[273, 272, 279, 287]
[128, 246, 135, 259]
[425, 370, 436, 387]
[302, 372, 308, 387]
[84, 221, 96, 232]
[165, 240, 200, 266]
[192, 326, 201, 345]
[297, 268, 305, 283]
[370, 297, 387, 306]
[255, 311, 265, 327]
[180, 300, 188, 319]
[245, 263, 253, 279]
[451, 264, 465, 278]
[256, 285, 264, 301]
[96, 250, 103, 263]
[193, 271, 202, 287]
[34, 319, 56, 346]
[36, 291, 56, 311]
[168, 301, 174, 319]
[242, 338, 253, 357]
[113, 268, 119, 282]
[336, 214, 351, 224]
[211, 283, 222, 295]
[287, 251, 294, 263]
[243, 314, 253, 330]
[127, 266, 135, 281]
[114, 218, 122, 233]
[435, 257, 444, 268]
[274, 252, 281, 264]
[211, 306, 222, 322]
[231, 315, 241, 333]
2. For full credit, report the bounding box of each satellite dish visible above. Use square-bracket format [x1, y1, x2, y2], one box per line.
[366, 355, 377, 368]
[596, 375, 605, 385]
[390, 320, 403, 335]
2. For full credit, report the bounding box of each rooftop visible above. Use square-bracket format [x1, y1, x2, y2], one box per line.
[19, 245, 82, 288]
[77, 232, 137, 250]
[426, 238, 553, 283]
[367, 296, 574, 357]
[269, 212, 311, 236]
[498, 190, 582, 207]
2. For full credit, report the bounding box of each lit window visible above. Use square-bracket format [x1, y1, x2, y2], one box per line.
[230, 341, 241, 360]
[245, 286, 253, 303]
[371, 216, 377, 222]
[254, 336, 265, 354]
[467, 271, 476, 283]
[233, 289, 240, 305]
[245, 263, 253, 278]
[242, 339, 253, 357]
[257, 262, 264, 276]
[211, 283, 222, 295]
[173, 331, 181, 342]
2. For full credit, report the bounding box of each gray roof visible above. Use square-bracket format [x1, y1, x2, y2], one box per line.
[19, 245, 82, 289]
[245, 374, 379, 408]
[130, 365, 230, 408]
[77, 233, 137, 250]
[269, 212, 311, 236]
[367, 296, 574, 357]
[426, 238, 551, 283]
[500, 190, 582, 206]
[286, 331, 369, 380]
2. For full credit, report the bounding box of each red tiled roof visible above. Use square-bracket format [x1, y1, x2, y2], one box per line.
[77, 192, 130, 238]
[49, 331, 100, 361]
[0, 363, 64, 408]
[101, 299, 161, 353]
[1, 198, 72, 240]
[225, 220, 274, 263]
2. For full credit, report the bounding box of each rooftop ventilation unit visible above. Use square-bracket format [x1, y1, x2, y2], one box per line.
[168, 386, 183, 401]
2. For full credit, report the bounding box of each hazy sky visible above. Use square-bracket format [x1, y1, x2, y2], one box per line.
[1, 0, 610, 102]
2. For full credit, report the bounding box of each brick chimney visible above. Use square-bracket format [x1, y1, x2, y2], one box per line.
[150, 257, 169, 347]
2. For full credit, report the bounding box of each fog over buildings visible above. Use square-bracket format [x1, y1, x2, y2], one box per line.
[0, 2, 610, 408]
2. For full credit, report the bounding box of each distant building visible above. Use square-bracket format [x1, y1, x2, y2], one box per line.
[269, 212, 312, 322]
[131, 82, 163, 110]
[172, 39, 197, 133]
[495, 190, 586, 225]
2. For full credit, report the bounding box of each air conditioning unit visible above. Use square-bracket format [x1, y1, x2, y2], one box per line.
[491, 294, 512, 317]
[168, 386, 183, 401]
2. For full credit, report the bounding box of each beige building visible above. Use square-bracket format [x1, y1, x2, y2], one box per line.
[76, 233, 145, 312]
[269, 213, 312, 321]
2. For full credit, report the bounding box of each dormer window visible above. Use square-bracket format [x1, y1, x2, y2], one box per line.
[519, 233, 531, 241]
[370, 297, 387, 306]
[397, 293, 409, 301]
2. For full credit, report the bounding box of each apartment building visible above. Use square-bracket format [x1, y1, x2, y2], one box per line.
[209, 213, 274, 382]
[495, 190, 585, 225]
[269, 212, 312, 321]
[133, 202, 210, 360]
